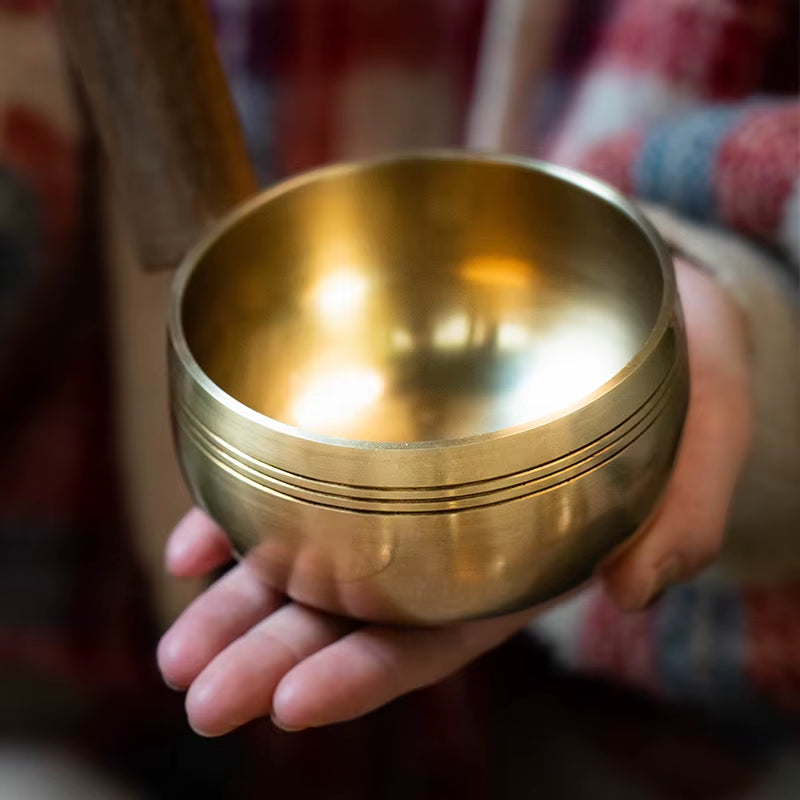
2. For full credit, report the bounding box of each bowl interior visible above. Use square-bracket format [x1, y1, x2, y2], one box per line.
[180, 156, 664, 443]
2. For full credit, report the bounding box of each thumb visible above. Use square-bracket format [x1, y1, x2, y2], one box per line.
[601, 260, 752, 610]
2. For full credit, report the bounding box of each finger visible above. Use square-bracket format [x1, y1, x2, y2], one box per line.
[601, 261, 752, 610]
[157, 561, 283, 690]
[166, 508, 233, 577]
[185, 603, 358, 736]
[271, 608, 535, 731]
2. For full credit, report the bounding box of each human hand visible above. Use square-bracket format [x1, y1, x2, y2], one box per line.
[157, 510, 537, 735]
[157, 259, 753, 735]
[598, 258, 752, 609]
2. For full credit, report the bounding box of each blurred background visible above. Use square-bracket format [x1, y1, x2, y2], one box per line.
[0, 0, 798, 797]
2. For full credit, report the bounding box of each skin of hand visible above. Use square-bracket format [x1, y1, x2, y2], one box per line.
[157, 259, 753, 736]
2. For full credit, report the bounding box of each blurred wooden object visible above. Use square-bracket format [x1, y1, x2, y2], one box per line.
[104, 188, 201, 627]
[466, 0, 569, 152]
[59, 0, 257, 270]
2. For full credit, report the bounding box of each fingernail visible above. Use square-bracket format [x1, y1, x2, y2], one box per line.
[163, 677, 186, 692]
[640, 555, 682, 609]
[642, 588, 666, 610]
[188, 721, 214, 738]
[189, 718, 239, 738]
[271, 714, 305, 733]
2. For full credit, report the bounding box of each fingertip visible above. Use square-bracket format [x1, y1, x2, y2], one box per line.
[164, 534, 192, 576]
[270, 713, 306, 733]
[156, 630, 193, 691]
[270, 674, 309, 730]
[186, 686, 227, 738]
[165, 509, 231, 577]
[271, 651, 362, 731]
[188, 722, 215, 738]
[184, 660, 251, 738]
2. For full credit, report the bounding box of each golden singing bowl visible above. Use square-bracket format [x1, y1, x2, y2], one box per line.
[169, 151, 688, 625]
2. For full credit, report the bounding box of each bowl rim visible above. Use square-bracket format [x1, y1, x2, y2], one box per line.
[168, 149, 677, 452]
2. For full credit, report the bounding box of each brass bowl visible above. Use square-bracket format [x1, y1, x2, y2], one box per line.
[169, 152, 688, 625]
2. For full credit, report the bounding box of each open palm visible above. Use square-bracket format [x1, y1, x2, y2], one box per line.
[157, 260, 752, 735]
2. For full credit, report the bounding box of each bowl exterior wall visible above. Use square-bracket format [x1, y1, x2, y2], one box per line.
[172, 346, 688, 624]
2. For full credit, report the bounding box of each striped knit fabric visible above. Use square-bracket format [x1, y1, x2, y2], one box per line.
[210, 0, 486, 178]
[548, 0, 791, 162]
[579, 97, 799, 264]
[538, 578, 800, 719]
[546, 0, 799, 265]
